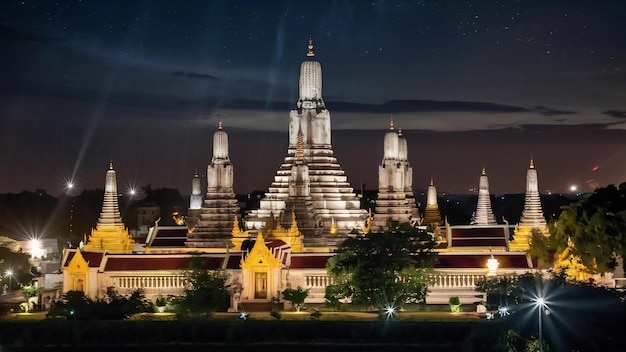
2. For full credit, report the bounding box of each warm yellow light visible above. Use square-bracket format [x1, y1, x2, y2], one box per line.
[487, 255, 499, 276]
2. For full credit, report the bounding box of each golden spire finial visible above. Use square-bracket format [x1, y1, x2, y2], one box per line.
[529, 156, 535, 169]
[389, 116, 394, 130]
[481, 166, 486, 176]
[307, 37, 315, 57]
[430, 177, 434, 186]
[398, 127, 403, 136]
[218, 120, 223, 130]
[109, 160, 113, 170]
[295, 126, 305, 159]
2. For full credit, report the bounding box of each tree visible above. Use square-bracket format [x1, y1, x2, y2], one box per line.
[282, 286, 309, 312]
[531, 183, 626, 276]
[0, 236, 33, 290]
[325, 224, 436, 310]
[46, 288, 152, 320]
[174, 256, 230, 318]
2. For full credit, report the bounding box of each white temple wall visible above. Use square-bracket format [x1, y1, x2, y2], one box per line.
[207, 164, 233, 192]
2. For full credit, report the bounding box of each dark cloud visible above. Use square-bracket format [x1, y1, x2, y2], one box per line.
[171, 71, 219, 81]
[531, 106, 577, 116]
[223, 98, 529, 114]
[603, 110, 626, 118]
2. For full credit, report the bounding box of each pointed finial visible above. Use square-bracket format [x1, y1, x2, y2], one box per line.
[529, 156, 534, 169]
[481, 166, 486, 176]
[218, 120, 223, 130]
[109, 161, 114, 170]
[398, 127, 403, 136]
[430, 177, 434, 186]
[307, 37, 315, 57]
[389, 116, 394, 130]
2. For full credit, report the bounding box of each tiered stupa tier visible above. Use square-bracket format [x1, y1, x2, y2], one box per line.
[83, 162, 135, 254]
[372, 119, 420, 230]
[422, 178, 443, 226]
[245, 39, 367, 249]
[470, 167, 497, 226]
[186, 122, 240, 249]
[510, 158, 548, 251]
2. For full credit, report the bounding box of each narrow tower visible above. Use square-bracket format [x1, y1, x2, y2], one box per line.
[186, 122, 240, 248]
[471, 167, 497, 226]
[372, 119, 420, 230]
[510, 158, 548, 251]
[83, 162, 135, 254]
[187, 172, 203, 229]
[422, 178, 443, 226]
[245, 38, 367, 249]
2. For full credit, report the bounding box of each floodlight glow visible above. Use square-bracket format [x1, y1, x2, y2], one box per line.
[29, 238, 45, 258]
[383, 305, 397, 319]
[498, 306, 510, 317]
[239, 311, 249, 320]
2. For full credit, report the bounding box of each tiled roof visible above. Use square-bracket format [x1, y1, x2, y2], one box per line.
[289, 255, 332, 269]
[451, 238, 507, 247]
[225, 254, 242, 269]
[151, 238, 187, 247]
[154, 228, 188, 238]
[449, 227, 508, 248]
[63, 250, 105, 267]
[148, 227, 188, 248]
[451, 228, 506, 238]
[435, 253, 531, 269]
[104, 256, 224, 271]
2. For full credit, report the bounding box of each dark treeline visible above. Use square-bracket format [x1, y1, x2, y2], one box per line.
[0, 187, 185, 245]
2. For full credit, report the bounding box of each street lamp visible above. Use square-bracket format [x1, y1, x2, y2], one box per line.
[534, 296, 547, 352]
[5, 269, 13, 292]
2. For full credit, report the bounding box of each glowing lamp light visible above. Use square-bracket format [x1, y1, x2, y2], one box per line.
[486, 255, 499, 276]
[29, 238, 45, 259]
[383, 305, 397, 320]
[5, 269, 13, 291]
[569, 185, 578, 192]
[533, 296, 548, 352]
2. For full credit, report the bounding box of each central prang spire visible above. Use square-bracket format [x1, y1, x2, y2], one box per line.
[245, 39, 367, 248]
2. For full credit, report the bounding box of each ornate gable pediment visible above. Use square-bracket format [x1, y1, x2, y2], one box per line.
[67, 250, 89, 275]
[241, 233, 283, 270]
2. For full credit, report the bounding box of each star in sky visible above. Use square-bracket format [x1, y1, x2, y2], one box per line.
[0, 1, 625, 195]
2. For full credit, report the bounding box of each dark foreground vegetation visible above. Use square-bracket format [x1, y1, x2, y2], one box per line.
[1, 311, 625, 352]
[0, 319, 502, 351]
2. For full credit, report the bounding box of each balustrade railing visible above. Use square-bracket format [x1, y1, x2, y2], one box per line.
[429, 273, 485, 290]
[111, 275, 186, 290]
[305, 275, 333, 288]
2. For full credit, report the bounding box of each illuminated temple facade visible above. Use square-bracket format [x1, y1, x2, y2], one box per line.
[510, 158, 548, 251]
[244, 39, 367, 249]
[185, 122, 239, 249]
[63, 39, 618, 309]
[82, 162, 134, 254]
[470, 167, 498, 226]
[372, 119, 420, 231]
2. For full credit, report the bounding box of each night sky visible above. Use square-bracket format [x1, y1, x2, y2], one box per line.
[1, 0, 625, 197]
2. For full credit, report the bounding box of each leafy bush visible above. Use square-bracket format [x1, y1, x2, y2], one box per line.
[282, 286, 309, 312]
[269, 310, 282, 320]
